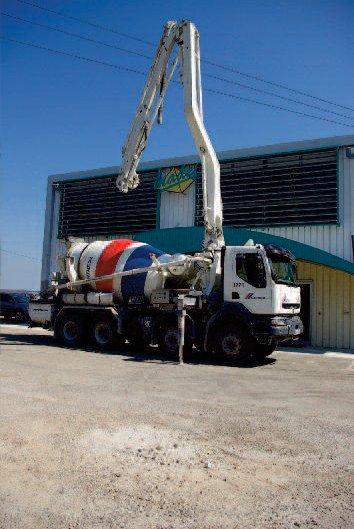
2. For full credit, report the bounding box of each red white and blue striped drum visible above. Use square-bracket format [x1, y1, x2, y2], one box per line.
[70, 239, 172, 302]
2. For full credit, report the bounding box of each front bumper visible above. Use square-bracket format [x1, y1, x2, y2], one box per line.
[255, 315, 303, 339]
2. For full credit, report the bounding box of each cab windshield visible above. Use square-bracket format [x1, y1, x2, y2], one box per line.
[269, 257, 297, 286]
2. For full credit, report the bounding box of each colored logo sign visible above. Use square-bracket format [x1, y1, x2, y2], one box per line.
[155, 164, 196, 193]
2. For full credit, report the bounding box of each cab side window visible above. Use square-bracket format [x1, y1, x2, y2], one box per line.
[236, 253, 266, 288]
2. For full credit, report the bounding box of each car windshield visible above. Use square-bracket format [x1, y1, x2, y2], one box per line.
[12, 294, 28, 303]
[269, 258, 297, 286]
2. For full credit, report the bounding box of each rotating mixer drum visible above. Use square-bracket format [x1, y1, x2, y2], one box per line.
[66, 239, 176, 301]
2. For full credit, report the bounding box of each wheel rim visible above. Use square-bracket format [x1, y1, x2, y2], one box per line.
[222, 333, 241, 356]
[94, 322, 112, 346]
[63, 321, 79, 342]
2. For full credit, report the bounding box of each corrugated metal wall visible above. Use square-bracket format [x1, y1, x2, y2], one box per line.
[192, 145, 354, 262]
[258, 147, 354, 262]
[196, 149, 338, 227]
[297, 261, 354, 350]
[57, 171, 158, 238]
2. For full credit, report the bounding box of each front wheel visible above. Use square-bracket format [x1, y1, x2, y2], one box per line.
[215, 324, 249, 364]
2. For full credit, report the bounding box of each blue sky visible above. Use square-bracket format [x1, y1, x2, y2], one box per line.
[1, 0, 353, 290]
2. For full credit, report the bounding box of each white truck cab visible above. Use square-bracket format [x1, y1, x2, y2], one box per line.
[205, 242, 303, 355]
[224, 243, 301, 315]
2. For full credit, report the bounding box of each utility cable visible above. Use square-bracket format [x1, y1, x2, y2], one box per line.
[204, 87, 354, 128]
[1, 36, 148, 76]
[202, 58, 354, 113]
[1, 36, 353, 129]
[13, 0, 154, 46]
[0, 249, 41, 261]
[13, 0, 354, 113]
[2, 11, 352, 121]
[2, 12, 152, 60]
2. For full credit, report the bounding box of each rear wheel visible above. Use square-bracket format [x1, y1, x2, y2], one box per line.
[215, 324, 249, 364]
[158, 323, 193, 359]
[91, 317, 122, 350]
[55, 313, 86, 348]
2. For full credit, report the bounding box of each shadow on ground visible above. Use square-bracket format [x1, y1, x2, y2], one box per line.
[0, 329, 276, 368]
[0, 329, 55, 347]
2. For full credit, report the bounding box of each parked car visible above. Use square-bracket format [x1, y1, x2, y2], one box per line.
[0, 292, 29, 322]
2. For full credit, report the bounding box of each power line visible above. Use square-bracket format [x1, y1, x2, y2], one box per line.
[0, 249, 41, 261]
[203, 72, 354, 121]
[14, 0, 154, 46]
[204, 87, 354, 128]
[3, 11, 353, 122]
[2, 12, 151, 60]
[13, 0, 354, 113]
[2, 36, 353, 129]
[2, 36, 148, 77]
[202, 58, 354, 113]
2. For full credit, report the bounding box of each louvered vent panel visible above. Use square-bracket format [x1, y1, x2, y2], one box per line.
[195, 149, 338, 227]
[58, 171, 158, 238]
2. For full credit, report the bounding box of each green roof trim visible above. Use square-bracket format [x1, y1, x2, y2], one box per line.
[133, 226, 354, 275]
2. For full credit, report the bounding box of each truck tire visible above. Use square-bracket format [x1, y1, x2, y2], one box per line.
[215, 324, 249, 364]
[158, 323, 193, 359]
[91, 317, 122, 350]
[254, 340, 277, 358]
[55, 313, 86, 348]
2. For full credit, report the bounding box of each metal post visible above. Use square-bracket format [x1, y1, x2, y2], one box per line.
[177, 295, 186, 364]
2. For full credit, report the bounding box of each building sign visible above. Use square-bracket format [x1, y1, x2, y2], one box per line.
[155, 164, 197, 193]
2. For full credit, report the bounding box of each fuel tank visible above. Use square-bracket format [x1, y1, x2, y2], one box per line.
[65, 239, 186, 301]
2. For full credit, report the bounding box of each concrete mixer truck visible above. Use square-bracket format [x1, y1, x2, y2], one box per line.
[29, 20, 303, 363]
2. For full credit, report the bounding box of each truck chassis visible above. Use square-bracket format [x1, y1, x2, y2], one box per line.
[30, 288, 302, 364]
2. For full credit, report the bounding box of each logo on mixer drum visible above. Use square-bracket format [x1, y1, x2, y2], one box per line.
[86, 256, 93, 279]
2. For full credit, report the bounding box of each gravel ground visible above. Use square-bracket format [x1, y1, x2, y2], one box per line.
[0, 324, 353, 529]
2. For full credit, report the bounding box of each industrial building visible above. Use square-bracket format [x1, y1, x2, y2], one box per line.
[42, 134, 354, 351]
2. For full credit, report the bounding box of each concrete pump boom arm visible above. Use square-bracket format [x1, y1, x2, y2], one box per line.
[116, 20, 224, 250]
